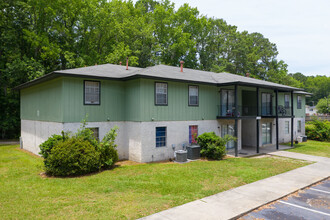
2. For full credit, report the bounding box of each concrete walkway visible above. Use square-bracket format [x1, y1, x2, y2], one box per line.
[141, 151, 330, 220]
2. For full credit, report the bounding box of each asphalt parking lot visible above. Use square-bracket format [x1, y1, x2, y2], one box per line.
[240, 178, 330, 220]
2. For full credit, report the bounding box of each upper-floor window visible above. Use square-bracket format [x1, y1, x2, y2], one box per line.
[155, 82, 168, 105]
[297, 96, 302, 109]
[189, 125, 198, 144]
[84, 81, 100, 105]
[188, 85, 199, 106]
[262, 93, 272, 116]
[221, 89, 235, 116]
[284, 94, 290, 108]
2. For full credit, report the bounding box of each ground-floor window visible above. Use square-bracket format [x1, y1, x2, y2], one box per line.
[221, 124, 235, 149]
[262, 122, 272, 145]
[156, 127, 167, 147]
[297, 120, 302, 133]
[285, 121, 289, 134]
[189, 125, 198, 144]
[89, 127, 99, 140]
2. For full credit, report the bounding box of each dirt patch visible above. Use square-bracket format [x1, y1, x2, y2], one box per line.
[116, 160, 144, 166]
[17, 148, 42, 158]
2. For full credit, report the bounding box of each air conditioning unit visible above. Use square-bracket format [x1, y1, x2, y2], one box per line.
[187, 145, 200, 160]
[175, 150, 187, 163]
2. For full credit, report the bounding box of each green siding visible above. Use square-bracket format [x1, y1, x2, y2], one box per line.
[139, 79, 219, 121]
[20, 76, 306, 123]
[125, 79, 141, 121]
[62, 77, 126, 122]
[21, 78, 63, 122]
[294, 94, 305, 117]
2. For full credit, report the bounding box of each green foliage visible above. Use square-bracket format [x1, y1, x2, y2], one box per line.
[39, 132, 69, 168]
[40, 118, 119, 176]
[99, 126, 119, 169]
[1, 0, 328, 139]
[316, 96, 330, 114]
[46, 137, 101, 176]
[75, 116, 99, 148]
[197, 132, 236, 160]
[305, 119, 330, 142]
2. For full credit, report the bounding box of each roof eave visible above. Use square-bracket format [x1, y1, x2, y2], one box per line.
[216, 81, 303, 91]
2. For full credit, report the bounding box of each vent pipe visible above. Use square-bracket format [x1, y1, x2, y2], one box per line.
[119, 61, 122, 66]
[126, 57, 128, 70]
[180, 61, 184, 72]
[245, 72, 250, 77]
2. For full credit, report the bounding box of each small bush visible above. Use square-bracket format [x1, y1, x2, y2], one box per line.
[46, 137, 101, 176]
[200, 143, 226, 160]
[306, 119, 330, 142]
[197, 132, 236, 160]
[40, 117, 119, 176]
[99, 127, 119, 168]
[39, 132, 69, 168]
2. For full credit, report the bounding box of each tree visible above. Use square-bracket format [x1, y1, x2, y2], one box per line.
[316, 96, 330, 114]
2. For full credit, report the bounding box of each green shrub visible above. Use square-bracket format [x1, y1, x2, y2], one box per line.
[46, 137, 101, 176]
[200, 143, 226, 160]
[306, 119, 330, 142]
[39, 132, 69, 168]
[99, 127, 119, 168]
[197, 132, 236, 160]
[40, 117, 119, 176]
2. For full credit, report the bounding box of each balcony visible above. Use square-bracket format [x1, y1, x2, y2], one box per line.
[217, 105, 292, 118]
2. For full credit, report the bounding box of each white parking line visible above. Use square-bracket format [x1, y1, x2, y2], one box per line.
[279, 201, 330, 217]
[309, 188, 330, 194]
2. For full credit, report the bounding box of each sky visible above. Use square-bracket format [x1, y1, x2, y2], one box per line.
[143, 0, 330, 76]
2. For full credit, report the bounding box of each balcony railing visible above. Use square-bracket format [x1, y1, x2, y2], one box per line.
[217, 105, 292, 117]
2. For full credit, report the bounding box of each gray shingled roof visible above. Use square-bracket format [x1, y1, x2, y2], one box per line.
[15, 63, 304, 91]
[54, 63, 141, 78]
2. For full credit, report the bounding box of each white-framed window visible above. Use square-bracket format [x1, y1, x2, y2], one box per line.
[297, 120, 302, 133]
[297, 96, 302, 109]
[84, 81, 100, 105]
[156, 127, 166, 147]
[284, 95, 290, 108]
[155, 82, 168, 105]
[189, 125, 198, 144]
[285, 121, 289, 134]
[188, 85, 199, 106]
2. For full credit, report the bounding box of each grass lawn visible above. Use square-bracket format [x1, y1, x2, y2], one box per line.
[0, 145, 309, 219]
[285, 140, 330, 158]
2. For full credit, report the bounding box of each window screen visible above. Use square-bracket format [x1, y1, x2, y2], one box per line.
[189, 86, 199, 106]
[84, 81, 100, 105]
[156, 127, 166, 147]
[155, 83, 167, 105]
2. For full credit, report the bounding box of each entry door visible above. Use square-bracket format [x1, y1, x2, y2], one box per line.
[262, 122, 272, 145]
[221, 124, 235, 149]
[221, 90, 235, 116]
